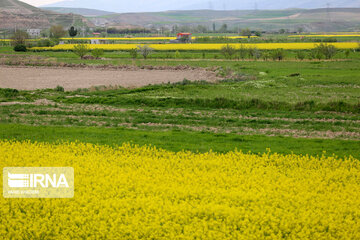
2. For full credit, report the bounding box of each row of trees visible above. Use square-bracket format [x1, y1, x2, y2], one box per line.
[220, 43, 341, 61]
[220, 44, 285, 61]
[106, 28, 152, 34]
[11, 25, 78, 51]
[172, 24, 260, 35]
[87, 25, 260, 36]
[72, 44, 154, 60]
[70, 43, 347, 61]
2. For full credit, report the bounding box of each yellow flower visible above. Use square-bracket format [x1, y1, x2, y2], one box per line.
[31, 42, 358, 51]
[0, 140, 359, 239]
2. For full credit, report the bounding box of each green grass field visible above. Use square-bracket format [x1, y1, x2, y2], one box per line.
[0, 45, 359, 157]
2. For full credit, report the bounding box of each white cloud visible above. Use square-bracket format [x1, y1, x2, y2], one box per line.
[20, 0, 67, 7]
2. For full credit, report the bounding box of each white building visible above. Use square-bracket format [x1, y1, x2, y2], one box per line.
[90, 39, 107, 44]
[26, 29, 41, 38]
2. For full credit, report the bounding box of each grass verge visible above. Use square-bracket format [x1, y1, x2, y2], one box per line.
[0, 123, 359, 157]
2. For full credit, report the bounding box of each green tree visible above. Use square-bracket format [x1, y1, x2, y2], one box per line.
[68, 26, 78, 38]
[196, 25, 207, 33]
[50, 25, 66, 39]
[254, 31, 262, 37]
[309, 48, 323, 60]
[344, 49, 351, 58]
[219, 24, 228, 33]
[271, 49, 285, 61]
[241, 28, 252, 38]
[296, 51, 306, 61]
[220, 44, 236, 59]
[262, 51, 271, 61]
[238, 45, 248, 60]
[250, 48, 261, 60]
[314, 43, 337, 59]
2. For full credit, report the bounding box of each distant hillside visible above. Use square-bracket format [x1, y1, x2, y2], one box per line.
[0, 0, 41, 13]
[0, 0, 92, 30]
[184, 0, 360, 11]
[89, 8, 360, 32]
[41, 7, 115, 17]
[42, 0, 360, 13]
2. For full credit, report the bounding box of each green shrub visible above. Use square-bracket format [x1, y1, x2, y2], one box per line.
[175, 51, 181, 59]
[73, 44, 90, 59]
[249, 48, 261, 60]
[129, 48, 138, 59]
[54, 86, 65, 92]
[344, 49, 351, 58]
[0, 88, 19, 98]
[314, 43, 337, 59]
[37, 39, 56, 47]
[91, 49, 104, 59]
[262, 51, 271, 61]
[296, 51, 306, 61]
[13, 44, 27, 52]
[309, 47, 323, 60]
[270, 49, 285, 61]
[220, 44, 236, 59]
[322, 37, 337, 43]
[238, 45, 248, 60]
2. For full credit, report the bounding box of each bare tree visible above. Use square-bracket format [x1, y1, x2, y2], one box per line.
[11, 30, 29, 46]
[138, 45, 153, 59]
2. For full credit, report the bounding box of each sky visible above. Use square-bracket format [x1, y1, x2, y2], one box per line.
[21, 0, 64, 6]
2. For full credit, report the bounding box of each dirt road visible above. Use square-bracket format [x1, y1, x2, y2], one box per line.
[0, 66, 218, 90]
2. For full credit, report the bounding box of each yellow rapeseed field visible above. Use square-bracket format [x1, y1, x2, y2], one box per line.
[0, 36, 255, 43]
[289, 35, 360, 37]
[0, 39, 38, 42]
[61, 37, 177, 40]
[60, 36, 257, 41]
[1, 140, 360, 239]
[31, 42, 359, 51]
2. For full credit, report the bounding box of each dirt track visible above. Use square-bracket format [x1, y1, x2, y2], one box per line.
[0, 66, 219, 90]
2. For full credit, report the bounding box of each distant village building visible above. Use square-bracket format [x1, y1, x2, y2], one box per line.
[91, 33, 105, 44]
[91, 39, 100, 44]
[26, 29, 41, 38]
[90, 39, 107, 44]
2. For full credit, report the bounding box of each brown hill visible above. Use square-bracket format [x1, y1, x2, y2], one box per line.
[0, 0, 91, 30]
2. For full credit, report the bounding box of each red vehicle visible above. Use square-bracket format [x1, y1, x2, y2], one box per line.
[176, 33, 192, 40]
[170, 33, 192, 43]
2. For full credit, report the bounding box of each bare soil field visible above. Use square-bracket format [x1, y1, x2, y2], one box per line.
[0, 66, 219, 90]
